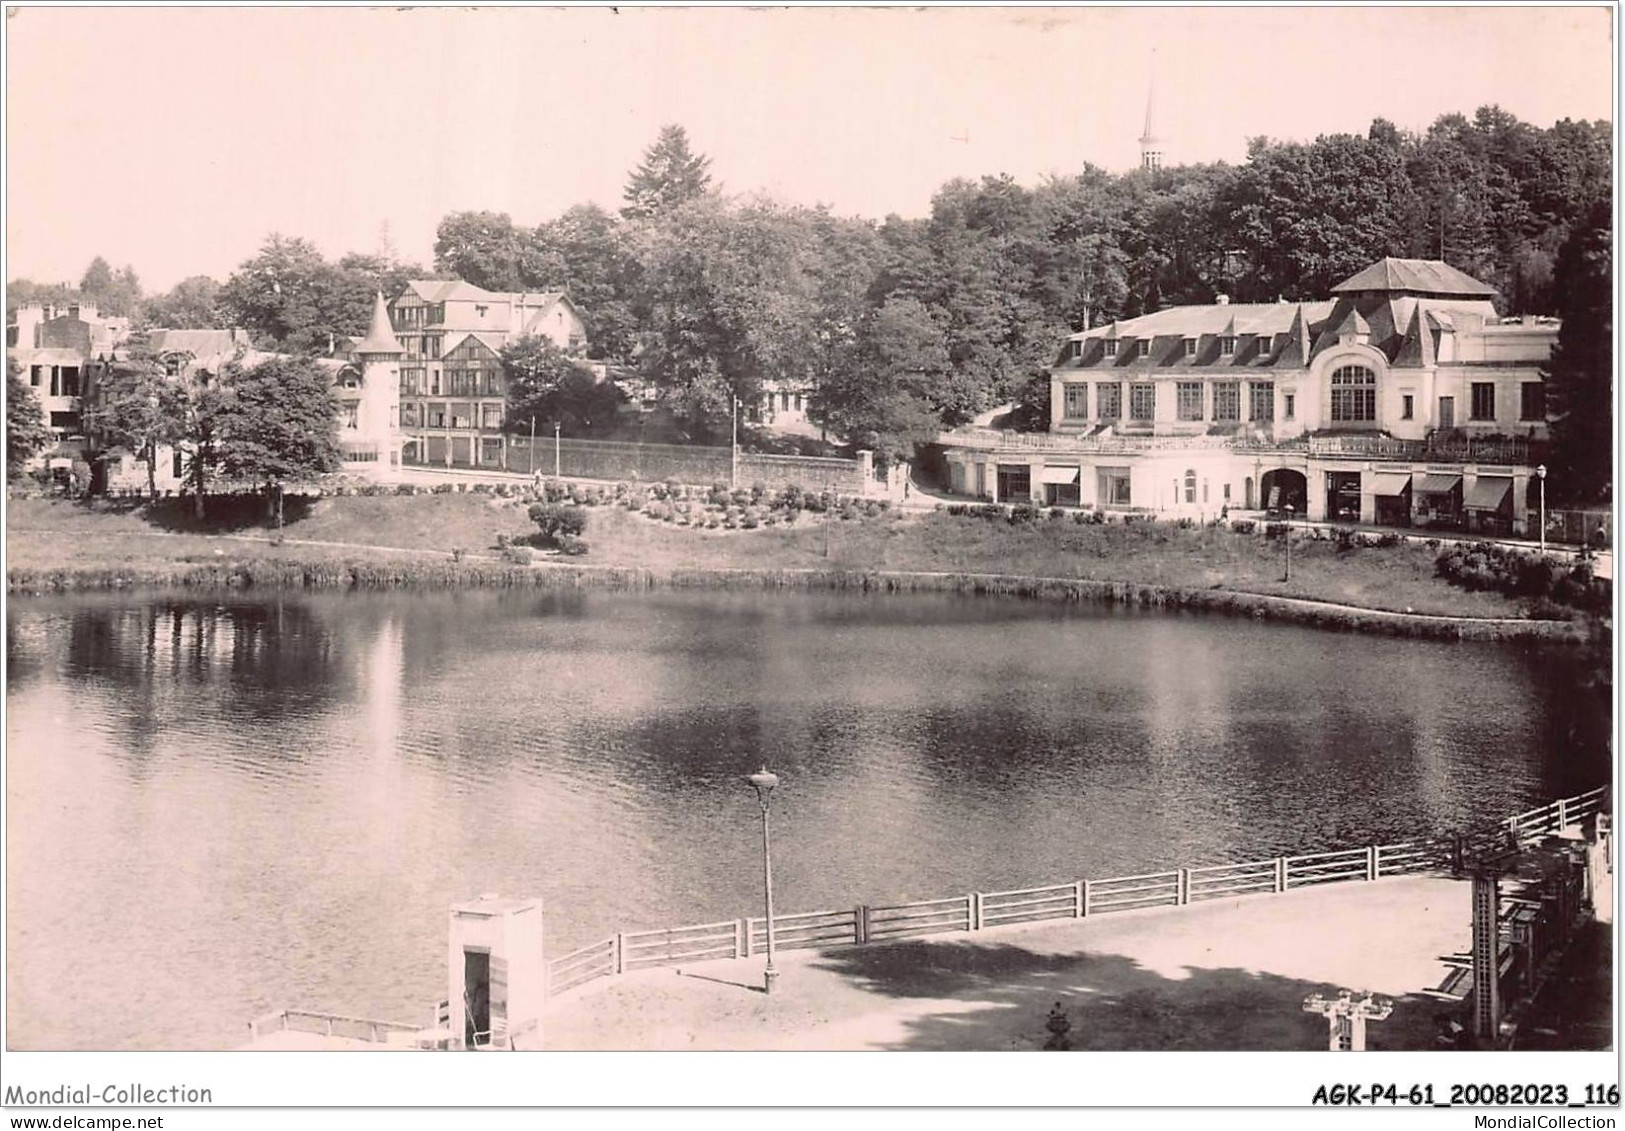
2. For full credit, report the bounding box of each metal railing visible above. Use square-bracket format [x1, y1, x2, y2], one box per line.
[246, 1008, 422, 1045]
[540, 784, 1608, 1002]
[939, 428, 1542, 466]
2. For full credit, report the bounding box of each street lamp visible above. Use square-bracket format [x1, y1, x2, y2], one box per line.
[746, 766, 779, 994]
[731, 396, 741, 490]
[1282, 504, 1295, 582]
[554, 421, 562, 480]
[1536, 465, 1548, 553]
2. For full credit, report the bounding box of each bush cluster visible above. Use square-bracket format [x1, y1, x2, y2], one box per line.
[520, 501, 588, 553]
[1435, 541, 1609, 612]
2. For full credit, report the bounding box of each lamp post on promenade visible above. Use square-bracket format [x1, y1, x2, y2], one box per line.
[731, 396, 740, 490]
[554, 421, 561, 480]
[746, 767, 779, 994]
[1283, 504, 1294, 582]
[1536, 464, 1548, 553]
[528, 417, 536, 476]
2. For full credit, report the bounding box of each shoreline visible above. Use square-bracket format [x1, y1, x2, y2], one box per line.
[7, 556, 1599, 642]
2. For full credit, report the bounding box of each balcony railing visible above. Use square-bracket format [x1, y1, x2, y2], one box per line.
[939, 428, 1542, 465]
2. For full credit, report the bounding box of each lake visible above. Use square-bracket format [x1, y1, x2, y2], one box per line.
[5, 588, 1609, 1049]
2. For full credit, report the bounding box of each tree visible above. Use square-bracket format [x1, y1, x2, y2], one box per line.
[219, 234, 364, 353]
[500, 336, 624, 436]
[79, 257, 143, 317]
[6, 358, 53, 478]
[628, 196, 825, 440]
[622, 125, 713, 220]
[6, 278, 76, 317]
[174, 379, 231, 521]
[433, 211, 525, 292]
[813, 297, 952, 464]
[337, 253, 426, 310]
[213, 357, 342, 526]
[143, 275, 223, 329]
[82, 353, 188, 499]
[528, 204, 641, 359]
[1542, 201, 1612, 505]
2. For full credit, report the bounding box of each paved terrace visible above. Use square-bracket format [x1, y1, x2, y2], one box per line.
[541, 876, 1472, 1052]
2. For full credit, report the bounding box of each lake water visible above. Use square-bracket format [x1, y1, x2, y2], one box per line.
[5, 588, 1609, 1049]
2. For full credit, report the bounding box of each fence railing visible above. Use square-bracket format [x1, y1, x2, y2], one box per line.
[247, 1007, 423, 1045]
[938, 428, 1543, 466]
[542, 784, 1608, 1001]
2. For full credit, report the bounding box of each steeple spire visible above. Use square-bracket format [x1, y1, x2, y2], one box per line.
[353, 291, 404, 355]
[1139, 51, 1165, 172]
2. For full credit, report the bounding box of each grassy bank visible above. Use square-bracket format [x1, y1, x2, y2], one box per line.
[6, 495, 1606, 640]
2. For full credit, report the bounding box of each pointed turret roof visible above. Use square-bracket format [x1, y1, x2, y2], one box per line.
[1139, 52, 1162, 145]
[1392, 306, 1436, 367]
[1330, 306, 1370, 338]
[353, 292, 404, 355]
[1284, 304, 1313, 366]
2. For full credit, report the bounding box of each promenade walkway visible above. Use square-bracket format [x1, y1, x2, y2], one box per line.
[541, 875, 1473, 1052]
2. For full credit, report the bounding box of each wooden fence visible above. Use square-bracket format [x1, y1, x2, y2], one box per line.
[543, 784, 1608, 1001]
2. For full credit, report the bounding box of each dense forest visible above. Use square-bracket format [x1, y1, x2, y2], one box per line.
[10, 109, 1612, 469]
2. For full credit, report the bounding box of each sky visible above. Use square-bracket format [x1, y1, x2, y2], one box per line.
[4, 5, 1615, 292]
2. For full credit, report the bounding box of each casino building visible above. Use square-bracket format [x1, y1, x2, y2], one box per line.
[941, 258, 1556, 536]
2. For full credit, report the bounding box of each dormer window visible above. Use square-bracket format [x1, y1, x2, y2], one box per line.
[1256, 334, 1273, 356]
[1220, 336, 1236, 356]
[1137, 339, 1150, 359]
[1104, 339, 1118, 358]
[1183, 338, 1197, 358]
[1071, 340, 1085, 360]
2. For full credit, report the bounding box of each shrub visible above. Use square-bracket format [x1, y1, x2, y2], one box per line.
[1232, 519, 1256, 534]
[496, 532, 511, 549]
[1175, 517, 1195, 530]
[432, 483, 455, 495]
[1008, 504, 1042, 525]
[528, 502, 588, 542]
[450, 547, 466, 562]
[1525, 597, 1577, 621]
[499, 544, 533, 565]
[556, 535, 589, 556]
[741, 514, 759, 529]
[394, 483, 417, 496]
[779, 484, 805, 512]
[1375, 532, 1403, 548]
[750, 481, 767, 503]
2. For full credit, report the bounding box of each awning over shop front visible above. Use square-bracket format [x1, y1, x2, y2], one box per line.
[1038, 466, 1081, 485]
[1416, 473, 1463, 495]
[1369, 472, 1412, 496]
[1464, 477, 1513, 511]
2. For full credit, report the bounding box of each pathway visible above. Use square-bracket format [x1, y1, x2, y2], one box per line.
[541, 876, 1473, 1051]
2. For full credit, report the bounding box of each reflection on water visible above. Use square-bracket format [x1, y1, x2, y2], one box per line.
[5, 589, 1609, 1049]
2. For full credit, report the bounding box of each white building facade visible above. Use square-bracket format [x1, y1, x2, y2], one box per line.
[942, 259, 1557, 537]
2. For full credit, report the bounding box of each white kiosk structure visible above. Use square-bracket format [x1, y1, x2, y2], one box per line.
[446, 894, 545, 1050]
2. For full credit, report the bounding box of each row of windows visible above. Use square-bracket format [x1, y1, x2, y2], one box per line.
[1066, 373, 1547, 427]
[28, 364, 82, 397]
[1063, 381, 1278, 423]
[393, 303, 445, 330]
[400, 405, 505, 430]
[398, 369, 506, 397]
[445, 369, 504, 397]
[1086, 333, 1274, 361]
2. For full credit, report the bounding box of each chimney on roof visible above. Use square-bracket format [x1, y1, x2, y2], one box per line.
[1215, 294, 1230, 305]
